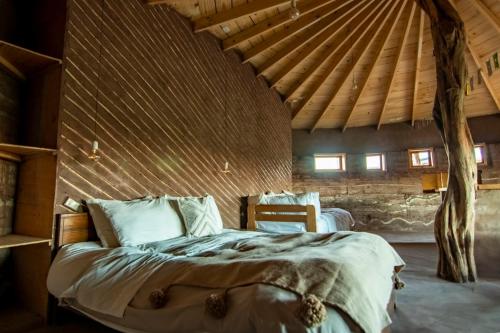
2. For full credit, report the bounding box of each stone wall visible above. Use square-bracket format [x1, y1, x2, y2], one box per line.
[293, 118, 500, 232]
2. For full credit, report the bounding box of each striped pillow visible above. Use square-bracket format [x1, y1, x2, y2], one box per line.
[178, 196, 223, 237]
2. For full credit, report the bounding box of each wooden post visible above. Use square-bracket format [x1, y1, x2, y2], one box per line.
[417, 0, 477, 282]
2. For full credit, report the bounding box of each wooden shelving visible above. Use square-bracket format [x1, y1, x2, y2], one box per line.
[0, 40, 61, 80]
[477, 183, 500, 190]
[0, 234, 51, 250]
[0, 143, 57, 162]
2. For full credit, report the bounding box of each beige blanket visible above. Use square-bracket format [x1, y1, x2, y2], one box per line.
[62, 231, 404, 333]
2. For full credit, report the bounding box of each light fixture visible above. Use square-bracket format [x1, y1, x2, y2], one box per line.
[289, 0, 300, 21]
[89, 140, 101, 161]
[221, 161, 230, 174]
[221, 25, 231, 34]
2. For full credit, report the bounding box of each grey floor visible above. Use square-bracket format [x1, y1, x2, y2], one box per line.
[3, 244, 499, 333]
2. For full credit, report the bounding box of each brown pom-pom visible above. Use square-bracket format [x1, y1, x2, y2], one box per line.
[296, 294, 327, 327]
[205, 293, 227, 319]
[149, 288, 168, 309]
[394, 275, 406, 290]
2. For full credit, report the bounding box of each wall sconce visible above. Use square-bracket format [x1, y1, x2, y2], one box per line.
[221, 161, 231, 174]
[89, 140, 101, 161]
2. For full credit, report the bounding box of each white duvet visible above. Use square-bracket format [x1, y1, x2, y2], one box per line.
[48, 231, 401, 333]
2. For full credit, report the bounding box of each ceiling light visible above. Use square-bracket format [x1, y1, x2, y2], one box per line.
[221, 25, 231, 33]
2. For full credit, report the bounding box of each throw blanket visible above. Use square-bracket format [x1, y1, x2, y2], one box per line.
[61, 231, 405, 333]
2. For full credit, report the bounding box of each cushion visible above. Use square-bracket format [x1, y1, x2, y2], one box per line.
[178, 195, 223, 237]
[98, 197, 185, 247]
[86, 197, 151, 248]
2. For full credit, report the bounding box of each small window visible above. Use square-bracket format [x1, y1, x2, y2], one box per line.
[366, 153, 386, 171]
[408, 148, 434, 168]
[475, 144, 487, 166]
[314, 153, 346, 172]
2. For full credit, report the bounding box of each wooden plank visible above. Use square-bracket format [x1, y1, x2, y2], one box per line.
[0, 40, 61, 80]
[255, 213, 308, 223]
[477, 183, 500, 190]
[0, 150, 21, 162]
[290, 0, 390, 119]
[222, 0, 337, 51]
[0, 234, 51, 249]
[255, 204, 309, 212]
[468, 0, 500, 35]
[307, 0, 405, 130]
[57, 213, 97, 247]
[266, 0, 374, 84]
[377, 2, 417, 130]
[0, 143, 57, 156]
[411, 10, 425, 126]
[341, 0, 410, 132]
[192, 0, 288, 32]
[243, 0, 359, 63]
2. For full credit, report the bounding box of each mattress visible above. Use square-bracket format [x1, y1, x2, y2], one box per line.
[48, 239, 361, 333]
[256, 208, 355, 233]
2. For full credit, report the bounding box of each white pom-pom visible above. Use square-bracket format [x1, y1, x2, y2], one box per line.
[149, 288, 168, 309]
[205, 293, 227, 319]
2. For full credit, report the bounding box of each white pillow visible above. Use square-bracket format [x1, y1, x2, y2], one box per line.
[98, 197, 185, 247]
[178, 195, 223, 237]
[259, 192, 321, 217]
[86, 197, 151, 248]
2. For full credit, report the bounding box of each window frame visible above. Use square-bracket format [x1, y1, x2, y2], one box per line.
[365, 153, 386, 171]
[314, 153, 347, 172]
[474, 143, 487, 166]
[408, 148, 435, 169]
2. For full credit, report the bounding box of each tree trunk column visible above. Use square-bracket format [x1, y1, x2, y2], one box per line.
[417, 0, 477, 282]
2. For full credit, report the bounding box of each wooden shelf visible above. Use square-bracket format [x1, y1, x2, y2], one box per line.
[0, 234, 51, 249]
[477, 184, 500, 190]
[0, 143, 57, 162]
[0, 40, 62, 80]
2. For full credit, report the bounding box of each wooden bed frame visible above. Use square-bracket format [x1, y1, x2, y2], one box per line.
[55, 213, 97, 247]
[246, 204, 317, 232]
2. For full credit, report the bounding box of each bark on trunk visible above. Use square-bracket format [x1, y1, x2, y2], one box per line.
[417, 0, 477, 282]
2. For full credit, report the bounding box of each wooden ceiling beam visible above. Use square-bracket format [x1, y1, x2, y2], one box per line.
[286, 0, 382, 104]
[242, 0, 358, 64]
[222, 0, 337, 51]
[377, 2, 417, 130]
[266, 0, 376, 86]
[467, 43, 500, 111]
[191, 0, 289, 33]
[468, 0, 500, 35]
[341, 1, 409, 132]
[411, 10, 425, 127]
[304, 0, 404, 130]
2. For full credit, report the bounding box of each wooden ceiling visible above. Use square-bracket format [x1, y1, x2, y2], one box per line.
[149, 0, 500, 131]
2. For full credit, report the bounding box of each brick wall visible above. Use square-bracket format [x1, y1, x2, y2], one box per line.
[55, 0, 292, 228]
[293, 118, 500, 232]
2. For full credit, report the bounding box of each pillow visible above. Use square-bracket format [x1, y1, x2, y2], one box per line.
[178, 195, 223, 237]
[86, 197, 151, 247]
[98, 197, 185, 247]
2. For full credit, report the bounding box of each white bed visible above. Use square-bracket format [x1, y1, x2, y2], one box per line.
[49, 223, 404, 333]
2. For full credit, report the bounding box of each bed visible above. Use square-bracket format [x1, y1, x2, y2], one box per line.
[49, 209, 404, 333]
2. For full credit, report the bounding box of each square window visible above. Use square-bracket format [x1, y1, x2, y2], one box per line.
[314, 154, 346, 172]
[366, 153, 386, 171]
[474, 144, 487, 166]
[409, 148, 434, 168]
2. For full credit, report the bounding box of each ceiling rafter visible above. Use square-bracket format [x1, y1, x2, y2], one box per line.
[242, 0, 357, 64]
[266, 0, 377, 86]
[341, 1, 410, 132]
[377, 2, 417, 130]
[303, 0, 404, 130]
[467, 43, 500, 111]
[285, 2, 382, 104]
[222, 0, 338, 51]
[411, 9, 425, 127]
[468, 0, 500, 35]
[191, 0, 289, 33]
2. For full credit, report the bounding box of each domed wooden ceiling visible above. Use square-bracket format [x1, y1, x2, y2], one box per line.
[149, 0, 500, 131]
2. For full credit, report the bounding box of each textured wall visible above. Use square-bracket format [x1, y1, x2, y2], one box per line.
[56, 0, 292, 228]
[293, 119, 500, 232]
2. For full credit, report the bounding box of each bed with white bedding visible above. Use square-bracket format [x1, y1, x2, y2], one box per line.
[49, 196, 403, 333]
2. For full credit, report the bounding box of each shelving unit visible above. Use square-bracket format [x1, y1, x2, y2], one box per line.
[0, 143, 57, 162]
[0, 40, 62, 80]
[0, 234, 51, 250]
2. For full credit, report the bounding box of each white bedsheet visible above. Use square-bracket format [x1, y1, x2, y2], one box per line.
[48, 239, 361, 333]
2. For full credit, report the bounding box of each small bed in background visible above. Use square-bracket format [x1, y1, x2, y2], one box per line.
[246, 192, 355, 233]
[49, 195, 403, 333]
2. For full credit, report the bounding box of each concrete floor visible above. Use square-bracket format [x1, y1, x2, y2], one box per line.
[3, 244, 499, 333]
